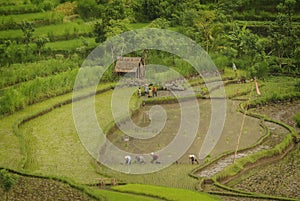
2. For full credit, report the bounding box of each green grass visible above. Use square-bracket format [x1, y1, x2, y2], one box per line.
[0, 64, 118, 115]
[250, 76, 300, 106]
[0, 11, 63, 25]
[17, 87, 138, 183]
[45, 37, 97, 51]
[94, 189, 161, 201]
[224, 82, 253, 98]
[129, 23, 149, 30]
[0, 83, 114, 179]
[0, 21, 94, 41]
[222, 67, 248, 79]
[32, 21, 94, 38]
[112, 184, 220, 201]
[0, 4, 40, 15]
[0, 37, 96, 56]
[98, 164, 198, 190]
[20, 99, 101, 183]
[0, 0, 24, 6]
[0, 69, 79, 114]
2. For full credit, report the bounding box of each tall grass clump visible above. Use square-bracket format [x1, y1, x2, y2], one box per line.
[0, 65, 117, 115]
[294, 111, 300, 127]
[0, 58, 80, 88]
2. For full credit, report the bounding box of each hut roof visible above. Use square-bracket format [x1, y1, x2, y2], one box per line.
[115, 57, 142, 73]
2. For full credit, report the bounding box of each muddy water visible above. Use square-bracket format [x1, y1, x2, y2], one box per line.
[107, 99, 262, 164]
[253, 100, 300, 131]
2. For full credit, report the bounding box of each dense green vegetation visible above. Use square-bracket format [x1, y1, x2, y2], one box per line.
[0, 0, 298, 72]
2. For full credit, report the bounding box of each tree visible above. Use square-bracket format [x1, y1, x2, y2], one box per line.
[225, 24, 270, 78]
[0, 170, 18, 201]
[98, 19, 130, 72]
[34, 36, 49, 56]
[105, 18, 130, 57]
[77, 0, 100, 20]
[20, 20, 34, 57]
[271, 0, 297, 69]
[131, 0, 201, 23]
[217, 0, 250, 31]
[194, 10, 216, 53]
[2, 40, 26, 66]
[227, 25, 261, 61]
[94, 19, 107, 43]
[94, 18, 130, 44]
[140, 0, 162, 21]
[104, 18, 130, 40]
[105, 0, 127, 21]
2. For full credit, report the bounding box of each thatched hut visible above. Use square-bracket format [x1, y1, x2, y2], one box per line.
[115, 57, 145, 78]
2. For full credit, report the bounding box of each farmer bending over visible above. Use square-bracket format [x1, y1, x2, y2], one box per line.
[135, 155, 145, 164]
[125, 155, 131, 165]
[150, 152, 160, 164]
[189, 154, 199, 164]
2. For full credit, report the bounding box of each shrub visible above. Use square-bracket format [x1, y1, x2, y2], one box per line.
[249, 60, 269, 79]
[295, 81, 300, 92]
[55, 1, 77, 16]
[148, 17, 170, 29]
[77, 0, 100, 20]
[0, 69, 77, 115]
[211, 54, 230, 70]
[0, 170, 18, 201]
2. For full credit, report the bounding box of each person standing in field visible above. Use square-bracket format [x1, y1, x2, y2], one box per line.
[153, 85, 157, 97]
[145, 84, 149, 95]
[232, 62, 237, 78]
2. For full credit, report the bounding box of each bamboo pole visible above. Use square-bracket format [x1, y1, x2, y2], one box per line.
[233, 82, 254, 163]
